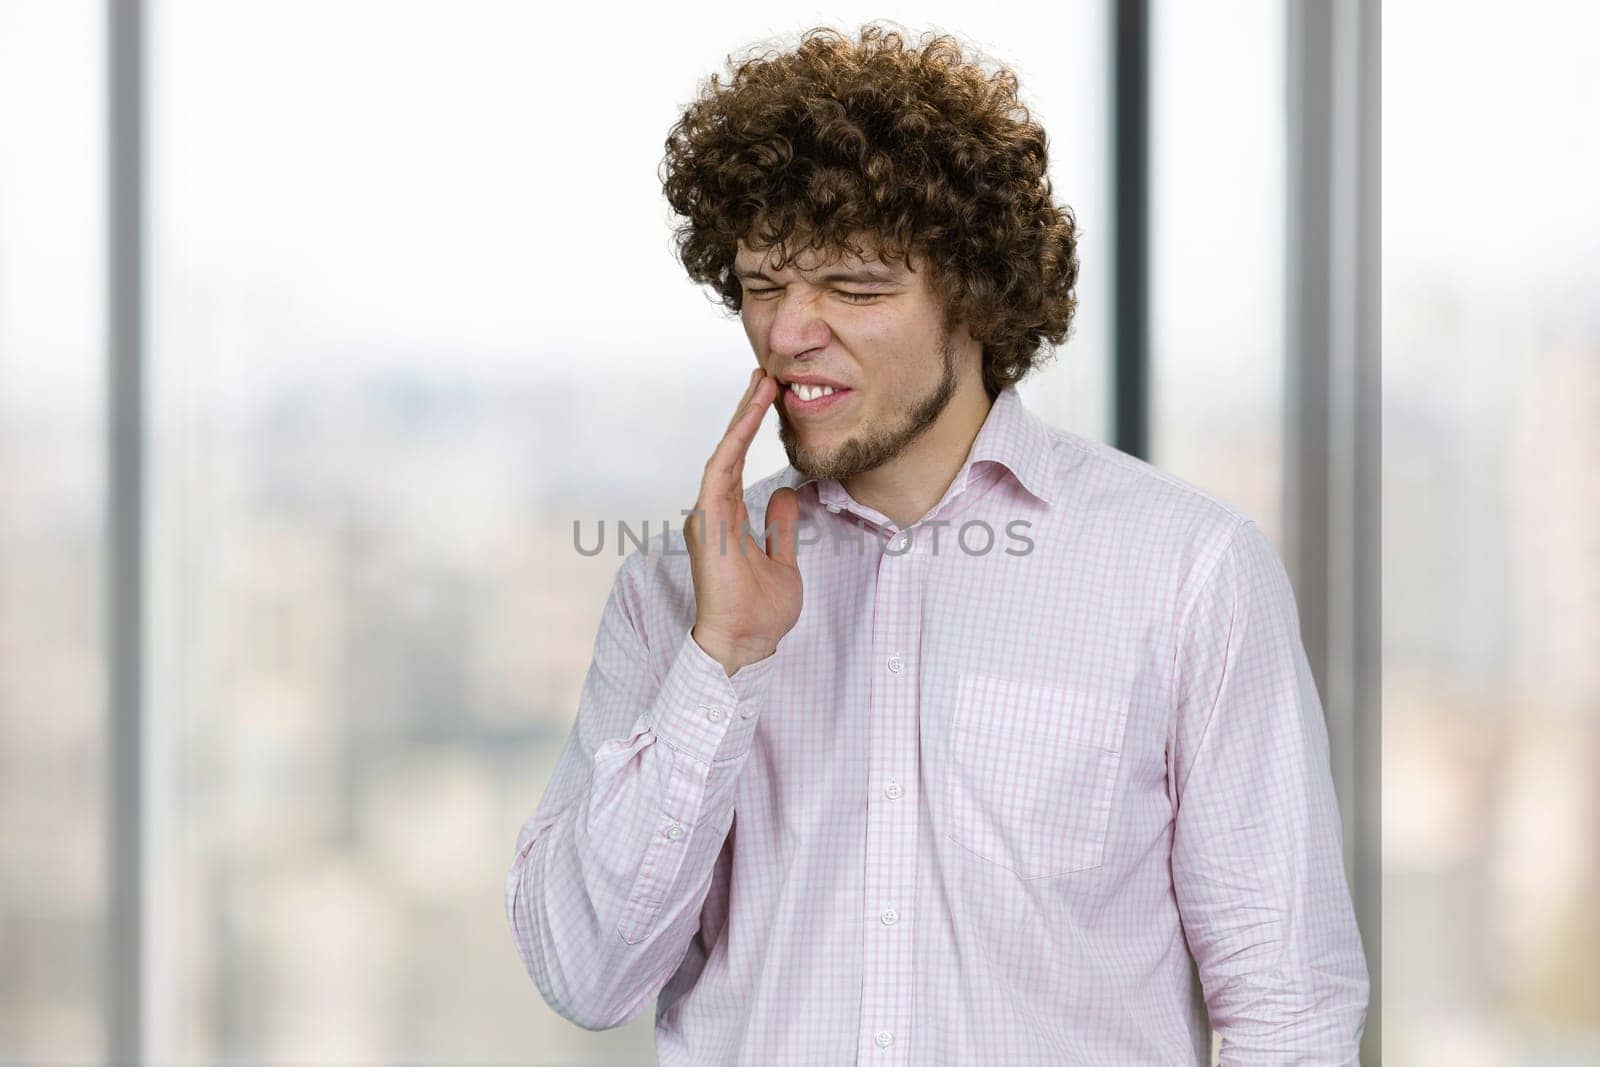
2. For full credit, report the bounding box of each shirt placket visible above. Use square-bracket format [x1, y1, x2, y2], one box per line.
[857, 521, 926, 1065]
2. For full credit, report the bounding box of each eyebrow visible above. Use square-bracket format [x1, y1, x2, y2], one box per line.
[734, 267, 904, 286]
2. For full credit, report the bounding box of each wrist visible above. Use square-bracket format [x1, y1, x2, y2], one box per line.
[691, 624, 776, 676]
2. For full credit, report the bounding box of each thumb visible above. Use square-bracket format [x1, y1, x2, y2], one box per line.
[764, 486, 801, 568]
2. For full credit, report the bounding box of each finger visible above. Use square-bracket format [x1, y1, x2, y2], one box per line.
[722, 374, 777, 492]
[725, 367, 765, 435]
[702, 374, 776, 502]
[764, 486, 800, 568]
[697, 372, 767, 533]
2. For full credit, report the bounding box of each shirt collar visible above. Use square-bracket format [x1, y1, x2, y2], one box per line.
[779, 385, 1057, 512]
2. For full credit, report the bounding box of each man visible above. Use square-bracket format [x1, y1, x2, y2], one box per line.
[505, 23, 1369, 1066]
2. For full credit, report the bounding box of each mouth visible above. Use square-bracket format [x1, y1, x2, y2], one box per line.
[778, 378, 854, 418]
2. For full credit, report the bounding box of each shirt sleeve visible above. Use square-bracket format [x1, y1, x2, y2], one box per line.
[504, 550, 780, 1031]
[1167, 520, 1370, 1064]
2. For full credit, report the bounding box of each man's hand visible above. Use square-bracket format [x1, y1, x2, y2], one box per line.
[686, 368, 802, 676]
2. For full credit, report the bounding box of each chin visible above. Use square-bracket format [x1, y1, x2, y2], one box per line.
[796, 425, 839, 446]
[782, 433, 828, 472]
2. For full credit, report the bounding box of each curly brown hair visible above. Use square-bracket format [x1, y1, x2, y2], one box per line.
[659, 22, 1080, 397]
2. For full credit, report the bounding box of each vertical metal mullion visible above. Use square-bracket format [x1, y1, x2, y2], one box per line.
[1286, 0, 1334, 712]
[107, 0, 145, 1064]
[1113, 0, 1149, 459]
[1286, 0, 1381, 1062]
[1352, 3, 1381, 1060]
[1346, 0, 1382, 1058]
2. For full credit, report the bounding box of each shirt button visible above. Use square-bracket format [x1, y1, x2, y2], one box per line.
[704, 705, 724, 723]
[875, 1030, 893, 1048]
[825, 503, 842, 514]
[664, 823, 683, 840]
[888, 532, 910, 551]
[884, 780, 903, 800]
[886, 655, 904, 674]
[738, 704, 754, 719]
[880, 907, 899, 925]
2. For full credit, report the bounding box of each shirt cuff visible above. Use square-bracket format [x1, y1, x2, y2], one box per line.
[647, 629, 779, 765]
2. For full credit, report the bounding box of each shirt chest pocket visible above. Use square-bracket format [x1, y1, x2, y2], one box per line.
[944, 670, 1131, 879]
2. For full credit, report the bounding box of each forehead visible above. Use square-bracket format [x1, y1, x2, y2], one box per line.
[734, 237, 912, 276]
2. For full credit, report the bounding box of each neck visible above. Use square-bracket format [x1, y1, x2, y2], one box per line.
[843, 377, 994, 529]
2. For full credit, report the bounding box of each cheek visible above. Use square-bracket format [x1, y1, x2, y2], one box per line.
[854, 313, 918, 356]
[858, 329, 915, 378]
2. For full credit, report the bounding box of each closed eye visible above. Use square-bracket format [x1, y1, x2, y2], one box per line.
[743, 288, 881, 304]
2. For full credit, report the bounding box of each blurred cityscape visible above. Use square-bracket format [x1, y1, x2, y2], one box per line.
[7, 303, 1599, 1064]
[1381, 279, 1600, 1063]
[3, 357, 745, 1063]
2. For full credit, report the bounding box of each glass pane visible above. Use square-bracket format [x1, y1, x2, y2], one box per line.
[1384, 3, 1600, 1062]
[0, 2, 107, 1062]
[147, 3, 1107, 1063]
[1149, 0, 1286, 546]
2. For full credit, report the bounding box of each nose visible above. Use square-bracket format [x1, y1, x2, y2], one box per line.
[764, 288, 833, 362]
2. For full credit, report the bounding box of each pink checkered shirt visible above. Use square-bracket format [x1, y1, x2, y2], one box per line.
[506, 386, 1369, 1065]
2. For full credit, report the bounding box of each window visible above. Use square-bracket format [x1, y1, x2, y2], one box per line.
[1383, 2, 1600, 1059]
[0, 3, 106, 1062]
[142, 4, 1107, 1062]
[1149, 0, 1286, 546]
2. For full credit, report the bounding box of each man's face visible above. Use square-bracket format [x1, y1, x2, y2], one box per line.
[734, 237, 970, 482]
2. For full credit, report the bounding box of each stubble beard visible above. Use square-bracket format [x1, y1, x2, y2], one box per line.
[776, 326, 961, 483]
